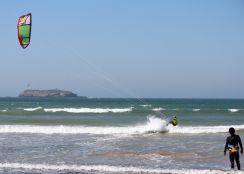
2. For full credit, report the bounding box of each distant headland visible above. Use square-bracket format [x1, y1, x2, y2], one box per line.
[19, 89, 86, 98]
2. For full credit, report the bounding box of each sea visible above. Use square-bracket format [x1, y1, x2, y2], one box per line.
[0, 98, 243, 174]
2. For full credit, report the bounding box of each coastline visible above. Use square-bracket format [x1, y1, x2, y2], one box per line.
[0, 162, 241, 174]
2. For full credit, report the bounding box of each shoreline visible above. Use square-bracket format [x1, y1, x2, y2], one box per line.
[0, 162, 240, 174]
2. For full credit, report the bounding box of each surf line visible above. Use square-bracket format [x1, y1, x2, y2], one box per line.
[0, 163, 233, 174]
[1, 123, 244, 135]
[0, 120, 167, 134]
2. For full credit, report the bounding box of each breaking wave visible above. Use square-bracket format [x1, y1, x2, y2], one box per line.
[0, 116, 243, 135]
[169, 124, 244, 134]
[2, 106, 243, 114]
[23, 107, 43, 111]
[228, 109, 240, 113]
[140, 105, 151, 107]
[0, 163, 236, 174]
[0, 116, 167, 135]
[23, 107, 133, 113]
[152, 107, 165, 111]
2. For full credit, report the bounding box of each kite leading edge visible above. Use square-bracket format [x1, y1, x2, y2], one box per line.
[17, 13, 32, 49]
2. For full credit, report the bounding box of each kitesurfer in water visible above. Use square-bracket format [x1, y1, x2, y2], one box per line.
[224, 127, 243, 170]
[169, 116, 178, 126]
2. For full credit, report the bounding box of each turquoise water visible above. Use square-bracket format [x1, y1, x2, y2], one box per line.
[0, 98, 243, 173]
[0, 98, 243, 125]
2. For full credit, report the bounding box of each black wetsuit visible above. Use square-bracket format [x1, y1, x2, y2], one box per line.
[224, 134, 243, 170]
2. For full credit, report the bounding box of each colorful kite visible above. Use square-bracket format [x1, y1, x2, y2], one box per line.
[17, 13, 32, 49]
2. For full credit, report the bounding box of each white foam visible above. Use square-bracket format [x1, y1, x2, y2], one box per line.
[0, 110, 7, 112]
[142, 116, 168, 133]
[0, 163, 236, 174]
[152, 107, 165, 111]
[0, 116, 167, 135]
[228, 109, 240, 113]
[169, 124, 244, 134]
[193, 109, 200, 112]
[44, 107, 133, 113]
[140, 105, 151, 107]
[0, 116, 243, 135]
[23, 107, 43, 111]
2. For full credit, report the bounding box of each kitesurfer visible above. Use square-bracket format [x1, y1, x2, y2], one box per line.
[169, 116, 178, 126]
[224, 127, 243, 170]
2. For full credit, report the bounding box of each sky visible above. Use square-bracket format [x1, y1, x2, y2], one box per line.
[0, 0, 243, 98]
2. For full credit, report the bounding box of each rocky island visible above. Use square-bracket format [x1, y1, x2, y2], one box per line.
[19, 89, 80, 98]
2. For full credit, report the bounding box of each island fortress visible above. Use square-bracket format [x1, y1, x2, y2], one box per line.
[19, 89, 78, 97]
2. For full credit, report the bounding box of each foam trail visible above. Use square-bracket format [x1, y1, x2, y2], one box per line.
[44, 107, 133, 113]
[23, 107, 43, 111]
[193, 109, 200, 112]
[169, 124, 244, 134]
[0, 163, 236, 174]
[140, 105, 151, 107]
[152, 108, 165, 111]
[0, 117, 243, 135]
[0, 116, 167, 135]
[228, 109, 239, 113]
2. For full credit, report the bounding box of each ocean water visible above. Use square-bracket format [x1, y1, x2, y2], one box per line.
[0, 98, 243, 174]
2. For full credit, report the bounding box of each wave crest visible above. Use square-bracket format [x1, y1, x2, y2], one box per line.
[228, 109, 240, 113]
[169, 125, 244, 134]
[0, 116, 243, 135]
[0, 163, 236, 174]
[43, 107, 133, 113]
[23, 107, 43, 111]
[152, 108, 165, 111]
[0, 116, 167, 135]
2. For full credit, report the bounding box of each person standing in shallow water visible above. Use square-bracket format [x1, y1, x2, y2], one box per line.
[224, 127, 243, 170]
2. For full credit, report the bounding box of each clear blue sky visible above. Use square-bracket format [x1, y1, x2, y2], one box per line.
[0, 0, 243, 98]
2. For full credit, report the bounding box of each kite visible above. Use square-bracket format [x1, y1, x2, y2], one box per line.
[17, 13, 32, 49]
